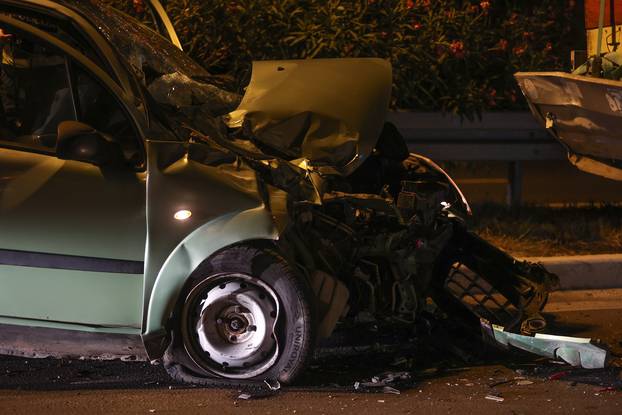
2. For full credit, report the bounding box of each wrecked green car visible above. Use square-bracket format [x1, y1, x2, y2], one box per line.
[0, 0, 558, 385]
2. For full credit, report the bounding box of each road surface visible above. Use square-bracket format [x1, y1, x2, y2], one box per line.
[1, 290, 621, 414]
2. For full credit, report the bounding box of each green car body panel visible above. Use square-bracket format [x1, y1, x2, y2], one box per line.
[0, 140, 279, 338]
[142, 140, 279, 345]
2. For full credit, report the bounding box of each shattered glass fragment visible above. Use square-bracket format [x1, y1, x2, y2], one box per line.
[148, 72, 240, 115]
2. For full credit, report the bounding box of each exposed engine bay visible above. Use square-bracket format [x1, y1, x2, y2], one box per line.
[162, 59, 561, 354]
[189, 118, 559, 345]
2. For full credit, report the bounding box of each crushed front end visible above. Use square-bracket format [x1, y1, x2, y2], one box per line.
[181, 58, 569, 369]
[189, 118, 560, 356]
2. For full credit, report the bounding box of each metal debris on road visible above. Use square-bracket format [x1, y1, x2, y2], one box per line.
[481, 320, 609, 369]
[485, 394, 505, 402]
[382, 386, 401, 395]
[354, 371, 413, 392]
[264, 378, 281, 391]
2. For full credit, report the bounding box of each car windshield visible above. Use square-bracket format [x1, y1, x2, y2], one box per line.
[61, 0, 240, 139]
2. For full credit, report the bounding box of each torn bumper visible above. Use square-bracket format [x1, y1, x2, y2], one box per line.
[481, 319, 609, 369]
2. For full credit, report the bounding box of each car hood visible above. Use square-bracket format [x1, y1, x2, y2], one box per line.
[225, 58, 392, 175]
[515, 71, 622, 180]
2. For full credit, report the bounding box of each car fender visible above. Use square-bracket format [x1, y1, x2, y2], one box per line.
[141, 141, 280, 358]
[142, 206, 278, 358]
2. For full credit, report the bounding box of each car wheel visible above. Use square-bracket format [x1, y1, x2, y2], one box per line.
[163, 244, 314, 386]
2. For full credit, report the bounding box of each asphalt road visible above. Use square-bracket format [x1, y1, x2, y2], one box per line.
[1, 290, 621, 415]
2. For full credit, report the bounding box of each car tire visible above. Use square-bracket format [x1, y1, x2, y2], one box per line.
[163, 244, 315, 386]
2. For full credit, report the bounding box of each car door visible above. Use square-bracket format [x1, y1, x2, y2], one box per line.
[0, 15, 146, 330]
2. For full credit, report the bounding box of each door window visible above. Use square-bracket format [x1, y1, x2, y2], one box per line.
[0, 23, 144, 167]
[0, 26, 74, 149]
[73, 64, 144, 167]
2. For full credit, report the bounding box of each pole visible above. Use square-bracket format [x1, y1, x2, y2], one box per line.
[611, 0, 618, 51]
[592, 0, 607, 76]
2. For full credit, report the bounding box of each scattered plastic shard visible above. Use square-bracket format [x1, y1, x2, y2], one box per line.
[485, 394, 504, 402]
[237, 393, 252, 400]
[481, 319, 608, 369]
[354, 371, 413, 392]
[382, 386, 401, 395]
[264, 378, 281, 391]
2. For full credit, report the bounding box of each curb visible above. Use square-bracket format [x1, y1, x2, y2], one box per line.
[524, 254, 622, 290]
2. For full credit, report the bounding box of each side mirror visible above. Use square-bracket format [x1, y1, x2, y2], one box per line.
[56, 121, 124, 167]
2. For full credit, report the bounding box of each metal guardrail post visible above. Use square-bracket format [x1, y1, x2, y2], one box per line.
[507, 161, 523, 206]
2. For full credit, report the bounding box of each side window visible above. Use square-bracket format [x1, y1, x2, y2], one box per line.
[3, 8, 112, 77]
[73, 64, 143, 167]
[0, 26, 75, 149]
[0, 23, 144, 167]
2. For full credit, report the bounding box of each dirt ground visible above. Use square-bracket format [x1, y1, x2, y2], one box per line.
[1, 292, 621, 415]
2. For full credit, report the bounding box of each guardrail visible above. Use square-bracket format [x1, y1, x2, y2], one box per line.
[388, 111, 566, 205]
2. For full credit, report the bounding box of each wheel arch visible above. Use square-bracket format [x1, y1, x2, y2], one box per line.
[142, 207, 279, 360]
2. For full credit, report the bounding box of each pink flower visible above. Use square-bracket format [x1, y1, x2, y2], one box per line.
[513, 45, 526, 56]
[226, 2, 241, 13]
[449, 40, 465, 59]
[133, 0, 145, 13]
[487, 88, 497, 106]
[498, 38, 509, 51]
[480, 1, 491, 12]
[405, 0, 415, 9]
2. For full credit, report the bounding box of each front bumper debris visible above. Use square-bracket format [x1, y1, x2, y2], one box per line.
[481, 319, 609, 369]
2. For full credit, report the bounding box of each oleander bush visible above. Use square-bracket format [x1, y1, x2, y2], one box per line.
[106, 0, 581, 117]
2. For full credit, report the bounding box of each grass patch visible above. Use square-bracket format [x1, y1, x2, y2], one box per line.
[468, 204, 622, 257]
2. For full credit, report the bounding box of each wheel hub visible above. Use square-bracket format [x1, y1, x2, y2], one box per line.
[183, 274, 281, 379]
[216, 306, 254, 343]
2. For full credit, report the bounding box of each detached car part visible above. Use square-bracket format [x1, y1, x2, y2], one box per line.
[481, 320, 609, 369]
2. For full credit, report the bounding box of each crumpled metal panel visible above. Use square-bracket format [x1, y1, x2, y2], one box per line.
[225, 58, 392, 175]
[515, 71, 622, 180]
[481, 319, 608, 369]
